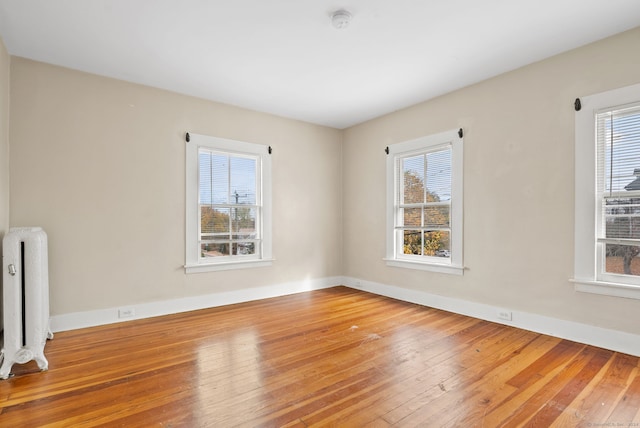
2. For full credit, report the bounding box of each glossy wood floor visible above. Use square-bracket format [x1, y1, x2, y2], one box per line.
[1, 287, 639, 427]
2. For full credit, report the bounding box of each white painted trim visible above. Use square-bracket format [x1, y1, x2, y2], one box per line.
[50, 276, 342, 332]
[384, 258, 464, 275]
[184, 258, 274, 273]
[571, 278, 640, 300]
[343, 276, 640, 357]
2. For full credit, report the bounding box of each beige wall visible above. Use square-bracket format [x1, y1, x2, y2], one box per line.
[343, 27, 640, 335]
[9, 58, 343, 315]
[0, 37, 9, 237]
[7, 27, 640, 337]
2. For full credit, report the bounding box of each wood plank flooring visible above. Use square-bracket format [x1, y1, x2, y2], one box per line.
[0, 286, 639, 427]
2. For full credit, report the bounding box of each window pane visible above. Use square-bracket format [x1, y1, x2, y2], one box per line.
[197, 148, 262, 261]
[424, 230, 450, 257]
[201, 207, 230, 234]
[201, 243, 229, 258]
[236, 242, 256, 256]
[426, 148, 451, 202]
[231, 207, 257, 233]
[230, 157, 256, 205]
[605, 244, 640, 276]
[402, 155, 425, 204]
[403, 208, 422, 227]
[402, 230, 451, 257]
[398, 149, 453, 258]
[403, 230, 422, 255]
[605, 198, 640, 239]
[424, 205, 450, 228]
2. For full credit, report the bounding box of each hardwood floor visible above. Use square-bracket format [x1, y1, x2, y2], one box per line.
[0, 286, 639, 427]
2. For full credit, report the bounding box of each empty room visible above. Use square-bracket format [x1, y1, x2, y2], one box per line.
[1, 0, 640, 426]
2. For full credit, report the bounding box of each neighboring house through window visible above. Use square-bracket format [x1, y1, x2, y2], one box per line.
[385, 129, 464, 275]
[573, 83, 640, 299]
[185, 133, 272, 273]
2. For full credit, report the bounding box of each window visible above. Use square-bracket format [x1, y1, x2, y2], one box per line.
[573, 83, 640, 299]
[385, 129, 464, 275]
[185, 133, 272, 273]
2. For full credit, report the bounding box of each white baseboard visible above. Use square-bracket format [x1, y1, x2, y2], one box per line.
[342, 276, 640, 357]
[50, 276, 342, 332]
[51, 275, 640, 357]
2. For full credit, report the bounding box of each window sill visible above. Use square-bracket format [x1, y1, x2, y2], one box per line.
[185, 258, 274, 274]
[570, 278, 640, 300]
[384, 258, 464, 275]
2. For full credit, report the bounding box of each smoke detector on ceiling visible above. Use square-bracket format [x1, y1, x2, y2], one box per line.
[331, 10, 352, 29]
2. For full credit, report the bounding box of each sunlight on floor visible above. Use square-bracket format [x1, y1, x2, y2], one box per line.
[196, 328, 264, 423]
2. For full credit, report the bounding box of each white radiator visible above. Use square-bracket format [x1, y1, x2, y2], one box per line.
[1, 227, 53, 379]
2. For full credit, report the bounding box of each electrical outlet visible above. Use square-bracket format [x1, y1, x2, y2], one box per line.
[118, 307, 135, 319]
[497, 310, 512, 321]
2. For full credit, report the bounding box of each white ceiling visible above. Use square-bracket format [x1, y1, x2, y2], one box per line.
[0, 1, 639, 129]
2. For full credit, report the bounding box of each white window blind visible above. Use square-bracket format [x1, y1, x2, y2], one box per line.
[596, 102, 640, 280]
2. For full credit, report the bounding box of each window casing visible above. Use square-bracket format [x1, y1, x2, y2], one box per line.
[186, 133, 272, 273]
[574, 83, 640, 299]
[385, 129, 464, 275]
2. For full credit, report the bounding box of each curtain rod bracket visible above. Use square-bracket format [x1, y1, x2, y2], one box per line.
[574, 98, 582, 111]
[385, 146, 389, 155]
[268, 146, 272, 154]
[186, 132, 190, 142]
[458, 128, 463, 138]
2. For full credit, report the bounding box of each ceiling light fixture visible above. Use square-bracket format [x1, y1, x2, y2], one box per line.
[331, 10, 352, 30]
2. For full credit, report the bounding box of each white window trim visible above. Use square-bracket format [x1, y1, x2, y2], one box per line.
[573, 83, 640, 299]
[385, 129, 464, 275]
[185, 133, 273, 273]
